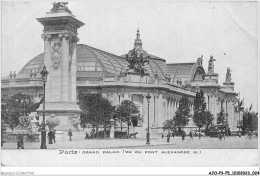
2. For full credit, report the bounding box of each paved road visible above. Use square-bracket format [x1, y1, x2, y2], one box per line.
[2, 136, 258, 149]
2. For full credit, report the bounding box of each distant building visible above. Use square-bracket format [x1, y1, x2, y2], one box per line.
[1, 3, 241, 137]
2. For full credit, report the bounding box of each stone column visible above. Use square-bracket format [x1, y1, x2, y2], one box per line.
[150, 95, 155, 125]
[49, 37, 62, 102]
[170, 98, 173, 118]
[142, 94, 148, 124]
[70, 36, 78, 102]
[153, 94, 159, 123]
[157, 94, 163, 126]
[41, 34, 52, 102]
[59, 33, 69, 102]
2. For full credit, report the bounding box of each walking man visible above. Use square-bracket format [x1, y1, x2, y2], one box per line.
[189, 131, 193, 140]
[182, 132, 185, 141]
[68, 129, 73, 141]
[166, 133, 170, 143]
[48, 131, 53, 144]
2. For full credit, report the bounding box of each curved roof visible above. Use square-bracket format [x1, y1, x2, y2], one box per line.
[16, 44, 168, 79]
[166, 62, 205, 84]
[15, 44, 205, 83]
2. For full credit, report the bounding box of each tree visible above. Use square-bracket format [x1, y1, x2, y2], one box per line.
[193, 90, 214, 138]
[77, 90, 115, 138]
[114, 100, 141, 135]
[217, 108, 228, 129]
[162, 119, 175, 132]
[243, 109, 258, 133]
[1, 93, 42, 131]
[173, 95, 190, 131]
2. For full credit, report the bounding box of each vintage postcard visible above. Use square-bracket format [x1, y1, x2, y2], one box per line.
[1, 0, 259, 175]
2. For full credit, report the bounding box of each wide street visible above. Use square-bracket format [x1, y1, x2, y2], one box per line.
[2, 135, 258, 149]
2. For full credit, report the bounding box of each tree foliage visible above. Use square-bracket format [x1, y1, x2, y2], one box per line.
[173, 95, 190, 128]
[77, 90, 115, 138]
[242, 110, 258, 133]
[114, 100, 141, 135]
[1, 93, 43, 130]
[193, 90, 214, 134]
[162, 119, 175, 132]
[217, 108, 228, 127]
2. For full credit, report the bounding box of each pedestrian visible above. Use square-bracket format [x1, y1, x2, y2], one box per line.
[68, 129, 73, 141]
[182, 132, 185, 141]
[17, 134, 24, 149]
[85, 132, 89, 139]
[166, 133, 170, 143]
[162, 133, 164, 138]
[189, 131, 193, 140]
[52, 130, 56, 143]
[172, 132, 175, 138]
[48, 131, 53, 144]
[222, 130, 225, 140]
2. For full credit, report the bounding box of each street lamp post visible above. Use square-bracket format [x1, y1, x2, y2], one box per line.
[146, 93, 151, 145]
[40, 65, 48, 149]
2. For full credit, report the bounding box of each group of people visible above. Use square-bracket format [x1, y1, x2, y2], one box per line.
[48, 130, 56, 144]
[163, 131, 186, 143]
[218, 128, 231, 140]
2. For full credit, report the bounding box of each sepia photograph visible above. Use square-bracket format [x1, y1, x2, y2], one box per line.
[0, 0, 258, 174]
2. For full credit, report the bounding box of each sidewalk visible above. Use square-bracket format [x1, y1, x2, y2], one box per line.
[1, 136, 258, 149]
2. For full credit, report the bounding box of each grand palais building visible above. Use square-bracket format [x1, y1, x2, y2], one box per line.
[1, 3, 240, 138]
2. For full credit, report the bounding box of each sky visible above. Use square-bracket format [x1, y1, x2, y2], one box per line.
[1, 0, 258, 111]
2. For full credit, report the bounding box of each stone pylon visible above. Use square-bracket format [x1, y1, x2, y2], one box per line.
[36, 3, 84, 130]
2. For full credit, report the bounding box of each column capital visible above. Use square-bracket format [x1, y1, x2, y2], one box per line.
[118, 92, 125, 97]
[71, 36, 79, 43]
[58, 33, 69, 40]
[153, 94, 159, 98]
[41, 34, 51, 41]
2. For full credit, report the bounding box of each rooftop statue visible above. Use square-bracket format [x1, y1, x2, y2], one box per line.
[125, 29, 150, 76]
[126, 49, 150, 76]
[51, 2, 71, 13]
[225, 67, 232, 82]
[197, 55, 203, 66]
[208, 55, 216, 74]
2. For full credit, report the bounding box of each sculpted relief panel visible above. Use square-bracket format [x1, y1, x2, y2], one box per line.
[51, 39, 62, 71]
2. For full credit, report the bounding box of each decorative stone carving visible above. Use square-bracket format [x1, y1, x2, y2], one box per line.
[118, 93, 125, 98]
[41, 34, 51, 41]
[153, 94, 159, 99]
[225, 67, 232, 82]
[51, 2, 71, 13]
[176, 78, 182, 85]
[154, 71, 158, 79]
[58, 33, 69, 40]
[208, 55, 216, 74]
[51, 40, 62, 71]
[125, 29, 150, 76]
[70, 36, 79, 43]
[197, 55, 203, 66]
[30, 70, 33, 78]
[33, 70, 37, 78]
